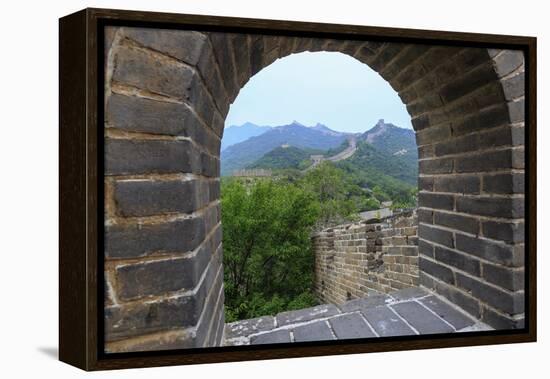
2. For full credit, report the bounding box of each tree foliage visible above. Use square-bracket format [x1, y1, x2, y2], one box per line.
[221, 179, 320, 322]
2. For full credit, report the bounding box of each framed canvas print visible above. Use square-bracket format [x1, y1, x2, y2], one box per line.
[59, 8, 536, 371]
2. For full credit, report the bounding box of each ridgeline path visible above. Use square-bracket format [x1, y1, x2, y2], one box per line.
[303, 136, 357, 172]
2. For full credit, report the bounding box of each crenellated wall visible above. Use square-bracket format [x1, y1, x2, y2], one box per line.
[313, 211, 419, 305]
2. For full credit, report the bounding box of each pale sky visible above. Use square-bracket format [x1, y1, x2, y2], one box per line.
[224, 51, 412, 133]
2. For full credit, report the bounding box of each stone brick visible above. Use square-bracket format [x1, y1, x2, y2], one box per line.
[440, 62, 497, 104]
[292, 320, 335, 342]
[418, 192, 454, 210]
[113, 179, 202, 217]
[105, 218, 205, 259]
[105, 293, 200, 341]
[434, 134, 479, 156]
[493, 50, 524, 78]
[121, 27, 207, 66]
[250, 329, 291, 345]
[417, 208, 433, 224]
[116, 257, 197, 300]
[390, 287, 428, 301]
[419, 157, 454, 174]
[208, 33, 238, 99]
[508, 99, 525, 124]
[483, 173, 524, 194]
[418, 224, 454, 248]
[419, 295, 475, 330]
[329, 313, 376, 339]
[433, 176, 480, 194]
[481, 305, 524, 330]
[416, 124, 452, 146]
[433, 211, 479, 235]
[429, 276, 481, 319]
[482, 221, 524, 243]
[434, 246, 481, 277]
[419, 256, 455, 284]
[339, 294, 391, 312]
[391, 301, 454, 334]
[452, 104, 510, 136]
[456, 196, 524, 218]
[455, 233, 523, 267]
[502, 72, 525, 101]
[361, 306, 416, 337]
[454, 149, 514, 173]
[418, 239, 434, 258]
[276, 304, 340, 327]
[225, 316, 275, 339]
[418, 176, 434, 191]
[105, 139, 199, 175]
[107, 94, 193, 136]
[455, 272, 524, 314]
[113, 44, 195, 99]
[482, 263, 524, 291]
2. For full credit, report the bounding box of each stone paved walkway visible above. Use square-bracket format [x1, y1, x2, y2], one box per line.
[223, 287, 492, 346]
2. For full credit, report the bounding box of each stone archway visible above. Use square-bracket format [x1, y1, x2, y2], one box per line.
[103, 26, 525, 352]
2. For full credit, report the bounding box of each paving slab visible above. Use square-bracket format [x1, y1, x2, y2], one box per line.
[329, 313, 377, 339]
[361, 305, 416, 337]
[292, 320, 335, 342]
[339, 294, 392, 313]
[250, 329, 291, 345]
[276, 304, 340, 327]
[391, 301, 454, 334]
[390, 287, 429, 302]
[224, 315, 276, 339]
[419, 295, 475, 330]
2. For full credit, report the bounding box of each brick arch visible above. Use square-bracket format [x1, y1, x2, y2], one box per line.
[103, 26, 525, 352]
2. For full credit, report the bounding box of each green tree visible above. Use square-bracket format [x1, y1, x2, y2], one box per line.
[221, 178, 320, 321]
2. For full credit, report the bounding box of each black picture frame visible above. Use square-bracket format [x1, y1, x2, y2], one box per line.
[59, 7, 536, 371]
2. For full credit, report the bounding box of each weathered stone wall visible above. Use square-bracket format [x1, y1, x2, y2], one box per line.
[103, 24, 525, 351]
[313, 211, 419, 304]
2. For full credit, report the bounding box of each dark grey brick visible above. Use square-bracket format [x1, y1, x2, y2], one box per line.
[455, 272, 524, 314]
[329, 313, 376, 339]
[419, 256, 455, 284]
[430, 278, 481, 318]
[482, 221, 524, 243]
[390, 287, 429, 301]
[419, 158, 454, 174]
[418, 176, 434, 191]
[105, 218, 206, 259]
[339, 294, 391, 312]
[455, 233, 523, 266]
[276, 304, 340, 327]
[483, 173, 524, 194]
[225, 316, 275, 339]
[502, 72, 525, 101]
[434, 211, 479, 235]
[208, 33, 238, 98]
[250, 329, 291, 345]
[417, 208, 434, 224]
[114, 179, 201, 217]
[440, 63, 496, 104]
[452, 104, 510, 137]
[121, 27, 207, 65]
[482, 305, 524, 330]
[493, 50, 524, 78]
[113, 44, 195, 99]
[482, 263, 524, 291]
[434, 246, 481, 276]
[454, 149, 514, 173]
[419, 295, 475, 330]
[361, 306, 416, 337]
[105, 139, 200, 175]
[433, 176, 480, 194]
[418, 192, 454, 210]
[418, 224, 454, 248]
[105, 294, 199, 341]
[391, 301, 454, 334]
[416, 124, 452, 146]
[107, 94, 192, 136]
[456, 196, 524, 218]
[418, 239, 434, 258]
[434, 134, 479, 156]
[116, 257, 196, 300]
[292, 320, 335, 342]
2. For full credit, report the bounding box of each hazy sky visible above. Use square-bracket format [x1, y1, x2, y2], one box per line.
[224, 51, 412, 133]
